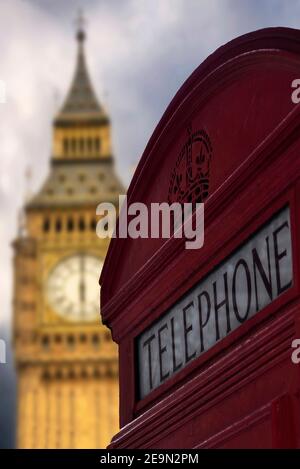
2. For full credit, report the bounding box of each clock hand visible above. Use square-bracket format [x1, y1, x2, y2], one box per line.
[80, 280, 86, 303]
[79, 254, 86, 315]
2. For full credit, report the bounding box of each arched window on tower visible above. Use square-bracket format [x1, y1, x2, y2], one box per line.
[90, 218, 97, 231]
[95, 138, 100, 154]
[79, 138, 84, 154]
[87, 138, 92, 154]
[79, 217, 85, 232]
[43, 217, 51, 233]
[67, 217, 74, 232]
[41, 335, 50, 350]
[71, 138, 77, 156]
[55, 218, 62, 233]
[63, 138, 69, 156]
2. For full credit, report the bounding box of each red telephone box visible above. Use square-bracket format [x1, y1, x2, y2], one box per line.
[100, 27, 300, 449]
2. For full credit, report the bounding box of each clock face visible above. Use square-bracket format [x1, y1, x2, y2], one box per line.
[46, 254, 103, 322]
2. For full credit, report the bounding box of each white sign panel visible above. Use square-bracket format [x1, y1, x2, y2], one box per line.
[137, 206, 293, 399]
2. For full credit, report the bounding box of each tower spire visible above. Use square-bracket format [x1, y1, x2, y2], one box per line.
[76, 9, 86, 44]
[55, 11, 107, 121]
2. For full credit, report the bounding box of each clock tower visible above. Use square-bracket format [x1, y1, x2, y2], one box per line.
[13, 22, 123, 448]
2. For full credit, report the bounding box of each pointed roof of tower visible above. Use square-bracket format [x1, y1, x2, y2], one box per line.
[55, 12, 108, 124]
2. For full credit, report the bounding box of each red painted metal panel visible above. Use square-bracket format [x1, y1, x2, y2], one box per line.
[100, 27, 300, 448]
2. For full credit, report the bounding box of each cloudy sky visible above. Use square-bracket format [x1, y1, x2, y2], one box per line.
[1, 0, 300, 448]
